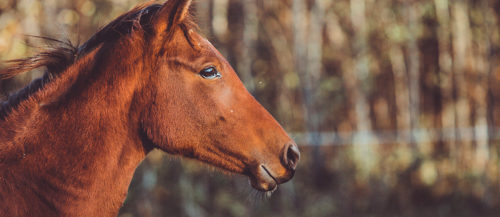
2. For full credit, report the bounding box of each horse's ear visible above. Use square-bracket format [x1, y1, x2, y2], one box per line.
[153, 0, 192, 34]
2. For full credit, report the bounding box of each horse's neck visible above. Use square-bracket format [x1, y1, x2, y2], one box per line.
[0, 48, 147, 217]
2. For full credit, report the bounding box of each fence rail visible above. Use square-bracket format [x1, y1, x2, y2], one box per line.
[292, 125, 498, 146]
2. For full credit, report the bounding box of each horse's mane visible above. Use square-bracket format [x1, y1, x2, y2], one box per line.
[0, 2, 197, 120]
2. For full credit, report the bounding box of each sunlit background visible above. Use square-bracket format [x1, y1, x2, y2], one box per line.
[2, 0, 500, 216]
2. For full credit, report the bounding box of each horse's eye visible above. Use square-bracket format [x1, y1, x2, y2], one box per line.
[199, 67, 221, 79]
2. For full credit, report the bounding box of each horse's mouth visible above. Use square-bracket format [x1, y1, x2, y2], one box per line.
[261, 165, 278, 185]
[249, 165, 278, 192]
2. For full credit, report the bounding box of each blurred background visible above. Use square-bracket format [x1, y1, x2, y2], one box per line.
[2, 0, 500, 216]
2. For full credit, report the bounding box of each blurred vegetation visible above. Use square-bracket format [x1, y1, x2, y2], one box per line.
[2, 0, 500, 216]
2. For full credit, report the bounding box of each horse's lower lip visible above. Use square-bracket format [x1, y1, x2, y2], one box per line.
[248, 165, 277, 192]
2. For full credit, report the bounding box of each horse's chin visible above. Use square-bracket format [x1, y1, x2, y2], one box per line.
[248, 165, 279, 192]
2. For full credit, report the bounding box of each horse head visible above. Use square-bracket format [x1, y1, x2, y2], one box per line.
[137, 0, 300, 192]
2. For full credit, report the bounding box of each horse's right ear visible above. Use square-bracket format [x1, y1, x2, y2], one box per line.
[152, 0, 192, 34]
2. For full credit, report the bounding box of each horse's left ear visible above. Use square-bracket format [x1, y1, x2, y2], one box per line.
[153, 0, 192, 34]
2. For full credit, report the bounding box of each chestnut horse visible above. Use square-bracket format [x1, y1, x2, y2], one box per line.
[0, 0, 299, 216]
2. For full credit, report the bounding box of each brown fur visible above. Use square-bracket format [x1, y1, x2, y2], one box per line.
[0, 1, 299, 216]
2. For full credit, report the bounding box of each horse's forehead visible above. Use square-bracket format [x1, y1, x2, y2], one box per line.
[186, 31, 228, 62]
[188, 33, 207, 50]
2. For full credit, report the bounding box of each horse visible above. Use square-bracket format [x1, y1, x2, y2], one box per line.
[0, 0, 299, 216]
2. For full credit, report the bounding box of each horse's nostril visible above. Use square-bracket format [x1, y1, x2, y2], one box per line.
[284, 143, 300, 170]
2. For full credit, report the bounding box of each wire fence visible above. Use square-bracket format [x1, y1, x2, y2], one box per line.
[292, 125, 498, 146]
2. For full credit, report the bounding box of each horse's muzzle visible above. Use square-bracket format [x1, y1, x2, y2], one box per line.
[248, 141, 300, 192]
